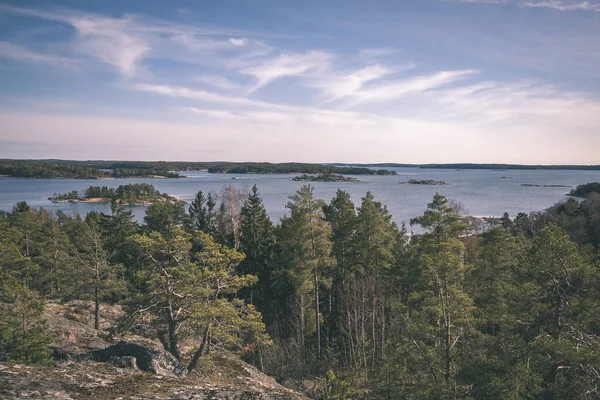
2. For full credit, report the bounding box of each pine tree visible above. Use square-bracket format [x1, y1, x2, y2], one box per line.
[0, 221, 52, 365]
[403, 193, 476, 396]
[61, 216, 126, 329]
[144, 200, 186, 236]
[189, 190, 211, 233]
[349, 192, 397, 371]
[278, 185, 335, 370]
[239, 185, 276, 313]
[126, 228, 267, 368]
[323, 190, 356, 364]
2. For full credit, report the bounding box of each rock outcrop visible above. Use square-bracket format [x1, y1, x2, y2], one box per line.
[87, 340, 187, 377]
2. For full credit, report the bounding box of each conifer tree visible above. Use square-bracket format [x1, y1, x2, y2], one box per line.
[126, 228, 267, 368]
[239, 185, 276, 313]
[278, 185, 335, 368]
[0, 221, 52, 364]
[61, 216, 125, 329]
[323, 190, 356, 361]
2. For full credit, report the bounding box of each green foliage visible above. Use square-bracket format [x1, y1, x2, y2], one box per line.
[0, 222, 52, 365]
[0, 280, 53, 365]
[143, 200, 186, 235]
[277, 185, 335, 373]
[323, 369, 357, 399]
[125, 228, 268, 367]
[570, 182, 600, 198]
[238, 186, 276, 316]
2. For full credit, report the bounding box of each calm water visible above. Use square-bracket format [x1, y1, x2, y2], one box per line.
[2, 168, 599, 228]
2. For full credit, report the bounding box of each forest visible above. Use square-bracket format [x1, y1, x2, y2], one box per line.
[0, 160, 397, 179]
[1, 182, 600, 399]
[0, 160, 183, 179]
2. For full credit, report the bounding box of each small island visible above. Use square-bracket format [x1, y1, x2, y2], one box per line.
[399, 179, 447, 185]
[520, 184, 570, 188]
[292, 173, 360, 182]
[48, 183, 183, 205]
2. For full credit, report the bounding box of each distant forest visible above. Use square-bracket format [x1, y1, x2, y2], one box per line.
[334, 163, 600, 170]
[1, 159, 599, 179]
[0, 160, 397, 178]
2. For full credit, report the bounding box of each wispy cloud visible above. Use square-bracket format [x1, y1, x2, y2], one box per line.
[446, 0, 600, 11]
[0, 41, 77, 67]
[195, 75, 243, 90]
[310, 64, 408, 104]
[339, 70, 478, 108]
[519, 0, 600, 11]
[0, 4, 266, 76]
[242, 50, 334, 93]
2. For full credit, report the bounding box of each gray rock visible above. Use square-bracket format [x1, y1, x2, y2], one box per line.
[109, 355, 139, 370]
[87, 341, 187, 377]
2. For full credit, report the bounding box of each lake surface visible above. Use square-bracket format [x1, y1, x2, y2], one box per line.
[2, 168, 599, 229]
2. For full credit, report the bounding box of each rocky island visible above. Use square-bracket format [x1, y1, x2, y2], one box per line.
[48, 183, 183, 206]
[520, 184, 570, 188]
[292, 173, 360, 182]
[399, 179, 447, 185]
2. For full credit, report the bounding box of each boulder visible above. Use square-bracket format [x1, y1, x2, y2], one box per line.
[87, 341, 187, 377]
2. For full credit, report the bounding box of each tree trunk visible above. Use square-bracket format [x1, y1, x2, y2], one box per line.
[188, 325, 210, 372]
[94, 285, 100, 330]
[167, 310, 180, 360]
[314, 266, 321, 363]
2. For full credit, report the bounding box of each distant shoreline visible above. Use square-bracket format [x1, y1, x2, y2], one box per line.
[1, 160, 599, 180]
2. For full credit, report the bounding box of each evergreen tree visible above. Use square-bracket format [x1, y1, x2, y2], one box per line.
[0, 221, 52, 364]
[143, 200, 186, 236]
[126, 228, 267, 368]
[239, 185, 276, 313]
[323, 190, 356, 364]
[278, 185, 335, 370]
[349, 192, 397, 372]
[189, 190, 211, 233]
[61, 216, 126, 329]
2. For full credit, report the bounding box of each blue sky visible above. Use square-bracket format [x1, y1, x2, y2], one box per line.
[0, 0, 599, 163]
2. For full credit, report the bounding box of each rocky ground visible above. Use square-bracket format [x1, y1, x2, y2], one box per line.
[0, 302, 307, 400]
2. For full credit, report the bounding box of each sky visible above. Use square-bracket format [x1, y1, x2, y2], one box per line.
[0, 0, 599, 164]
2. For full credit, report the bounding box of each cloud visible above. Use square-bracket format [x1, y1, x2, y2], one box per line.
[0, 4, 265, 76]
[0, 41, 77, 67]
[242, 50, 335, 92]
[68, 16, 150, 76]
[311, 64, 408, 104]
[518, 0, 600, 11]
[445, 0, 600, 11]
[229, 38, 248, 46]
[195, 75, 242, 90]
[339, 69, 478, 108]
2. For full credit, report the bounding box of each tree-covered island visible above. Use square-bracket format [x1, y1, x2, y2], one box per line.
[48, 183, 183, 205]
[399, 179, 447, 185]
[292, 173, 361, 182]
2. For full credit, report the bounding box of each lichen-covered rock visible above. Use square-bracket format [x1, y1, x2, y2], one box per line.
[109, 355, 139, 370]
[87, 341, 187, 377]
[0, 361, 307, 400]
